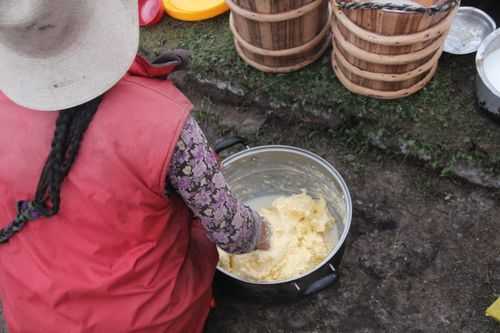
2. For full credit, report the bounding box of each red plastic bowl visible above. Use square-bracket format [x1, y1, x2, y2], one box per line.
[139, 0, 165, 27]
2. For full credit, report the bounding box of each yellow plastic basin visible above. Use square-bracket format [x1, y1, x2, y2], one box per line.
[163, 0, 229, 21]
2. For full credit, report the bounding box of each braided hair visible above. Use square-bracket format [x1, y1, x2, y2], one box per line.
[0, 96, 103, 243]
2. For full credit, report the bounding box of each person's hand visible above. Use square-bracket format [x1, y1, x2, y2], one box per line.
[256, 219, 271, 251]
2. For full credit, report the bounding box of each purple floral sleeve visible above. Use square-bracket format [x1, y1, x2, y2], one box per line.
[167, 116, 262, 254]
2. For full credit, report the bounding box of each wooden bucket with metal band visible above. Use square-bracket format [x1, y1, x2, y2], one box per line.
[331, 0, 460, 99]
[226, 0, 332, 73]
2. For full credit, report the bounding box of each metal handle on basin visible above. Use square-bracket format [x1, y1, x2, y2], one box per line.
[294, 264, 338, 296]
[214, 136, 249, 154]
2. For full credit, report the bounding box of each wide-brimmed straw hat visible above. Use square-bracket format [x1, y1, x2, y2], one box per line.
[0, 0, 139, 111]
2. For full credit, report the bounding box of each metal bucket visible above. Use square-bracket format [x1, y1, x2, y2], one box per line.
[476, 28, 500, 116]
[215, 144, 352, 301]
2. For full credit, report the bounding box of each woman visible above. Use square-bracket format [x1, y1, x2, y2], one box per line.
[0, 1, 269, 332]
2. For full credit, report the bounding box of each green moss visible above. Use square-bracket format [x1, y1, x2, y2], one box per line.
[140, 16, 500, 177]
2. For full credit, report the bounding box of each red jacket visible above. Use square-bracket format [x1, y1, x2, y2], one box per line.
[0, 69, 218, 332]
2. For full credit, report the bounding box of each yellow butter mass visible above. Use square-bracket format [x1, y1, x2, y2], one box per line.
[218, 192, 336, 282]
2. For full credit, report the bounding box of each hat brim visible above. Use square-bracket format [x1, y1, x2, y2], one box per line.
[0, 0, 139, 111]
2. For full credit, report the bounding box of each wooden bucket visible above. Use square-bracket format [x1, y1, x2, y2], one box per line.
[226, 0, 332, 73]
[331, 0, 459, 99]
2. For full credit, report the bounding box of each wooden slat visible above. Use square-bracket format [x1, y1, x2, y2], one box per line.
[228, 0, 331, 71]
[332, 0, 456, 95]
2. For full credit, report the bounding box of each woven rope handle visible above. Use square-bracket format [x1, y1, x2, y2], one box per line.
[335, 0, 460, 15]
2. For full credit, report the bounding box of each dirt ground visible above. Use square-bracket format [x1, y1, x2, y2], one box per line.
[1, 91, 496, 333]
[188, 93, 500, 333]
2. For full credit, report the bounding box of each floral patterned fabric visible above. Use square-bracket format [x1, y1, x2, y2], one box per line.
[168, 116, 262, 254]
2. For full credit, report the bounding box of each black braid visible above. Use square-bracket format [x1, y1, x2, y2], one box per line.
[0, 96, 103, 243]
